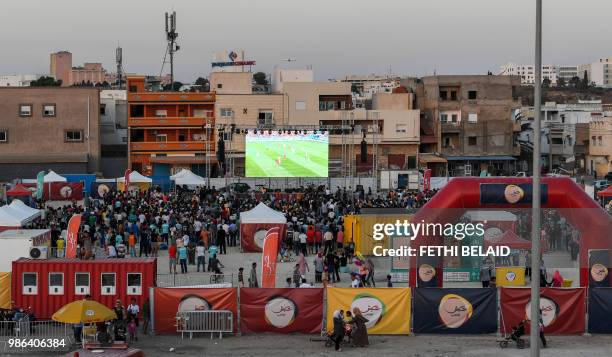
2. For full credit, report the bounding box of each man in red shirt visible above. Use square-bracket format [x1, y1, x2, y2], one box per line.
[168, 243, 177, 274]
[315, 229, 323, 255]
[306, 226, 315, 255]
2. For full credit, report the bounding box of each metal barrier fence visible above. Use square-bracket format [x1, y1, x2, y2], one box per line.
[0, 320, 73, 353]
[157, 273, 235, 287]
[175, 310, 233, 339]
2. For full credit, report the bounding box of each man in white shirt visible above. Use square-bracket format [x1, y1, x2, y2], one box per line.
[299, 278, 312, 288]
[196, 242, 206, 272]
[351, 274, 360, 288]
[182, 234, 190, 247]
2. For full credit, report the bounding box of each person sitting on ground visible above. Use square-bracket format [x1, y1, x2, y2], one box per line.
[299, 278, 312, 288]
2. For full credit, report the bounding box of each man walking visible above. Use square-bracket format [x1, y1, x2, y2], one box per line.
[248, 262, 259, 288]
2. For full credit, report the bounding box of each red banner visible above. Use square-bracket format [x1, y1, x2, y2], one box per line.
[124, 169, 132, 192]
[153, 288, 237, 333]
[240, 288, 324, 334]
[261, 228, 279, 288]
[500, 287, 586, 334]
[240, 223, 286, 253]
[424, 169, 432, 191]
[22, 182, 83, 201]
[65, 214, 82, 259]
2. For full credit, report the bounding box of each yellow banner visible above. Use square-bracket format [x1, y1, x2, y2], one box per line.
[495, 267, 525, 286]
[0, 272, 11, 309]
[343, 214, 412, 255]
[326, 287, 410, 334]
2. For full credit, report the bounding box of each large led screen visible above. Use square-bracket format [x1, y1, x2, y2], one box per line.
[245, 130, 329, 177]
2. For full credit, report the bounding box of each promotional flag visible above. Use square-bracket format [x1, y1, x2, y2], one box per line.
[423, 169, 432, 191]
[413, 288, 497, 334]
[240, 288, 323, 334]
[326, 288, 410, 334]
[500, 287, 586, 334]
[36, 171, 45, 200]
[123, 169, 132, 192]
[261, 228, 280, 288]
[588, 249, 610, 288]
[153, 288, 237, 333]
[495, 267, 526, 286]
[49, 182, 84, 201]
[65, 214, 82, 259]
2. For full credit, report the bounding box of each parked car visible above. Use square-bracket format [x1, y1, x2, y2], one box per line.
[594, 180, 610, 190]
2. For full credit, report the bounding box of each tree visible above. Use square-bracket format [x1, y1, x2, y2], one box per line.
[350, 84, 359, 93]
[569, 76, 581, 89]
[556, 77, 566, 89]
[542, 78, 551, 88]
[29, 76, 62, 87]
[580, 70, 589, 90]
[163, 81, 183, 91]
[253, 72, 268, 86]
[194, 77, 210, 91]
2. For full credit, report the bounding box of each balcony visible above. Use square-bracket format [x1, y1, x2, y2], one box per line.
[129, 117, 214, 127]
[130, 141, 209, 151]
[441, 122, 461, 133]
[128, 92, 215, 103]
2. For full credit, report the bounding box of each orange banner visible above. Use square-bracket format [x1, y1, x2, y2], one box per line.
[65, 214, 81, 259]
[261, 228, 280, 288]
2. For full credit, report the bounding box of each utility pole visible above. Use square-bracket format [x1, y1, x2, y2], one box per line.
[530, 0, 543, 356]
[165, 11, 179, 88]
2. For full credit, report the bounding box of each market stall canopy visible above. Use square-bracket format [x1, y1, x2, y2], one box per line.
[485, 230, 532, 249]
[596, 186, 612, 197]
[170, 169, 190, 180]
[52, 299, 117, 324]
[174, 170, 206, 186]
[44, 170, 67, 183]
[116, 171, 152, 183]
[240, 202, 287, 224]
[0, 199, 41, 226]
[6, 184, 32, 197]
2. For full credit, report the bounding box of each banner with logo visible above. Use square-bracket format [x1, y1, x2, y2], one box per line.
[153, 287, 237, 333]
[240, 223, 286, 253]
[36, 171, 45, 200]
[326, 288, 410, 334]
[261, 228, 280, 288]
[240, 288, 323, 334]
[65, 214, 81, 259]
[480, 183, 548, 205]
[588, 288, 612, 333]
[496, 267, 526, 286]
[588, 249, 610, 287]
[417, 256, 441, 287]
[90, 182, 117, 198]
[413, 288, 497, 334]
[500, 287, 586, 334]
[22, 182, 83, 201]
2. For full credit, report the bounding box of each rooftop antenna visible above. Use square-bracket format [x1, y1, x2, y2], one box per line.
[164, 11, 179, 89]
[115, 46, 123, 89]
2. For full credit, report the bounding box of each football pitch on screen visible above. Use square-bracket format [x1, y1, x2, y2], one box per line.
[246, 140, 328, 177]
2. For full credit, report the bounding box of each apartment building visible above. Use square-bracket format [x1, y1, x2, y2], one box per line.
[0, 74, 39, 87]
[499, 63, 558, 85]
[100, 90, 128, 177]
[579, 57, 612, 88]
[126, 76, 216, 177]
[419, 75, 522, 176]
[50, 51, 108, 86]
[587, 117, 612, 177]
[0, 87, 101, 180]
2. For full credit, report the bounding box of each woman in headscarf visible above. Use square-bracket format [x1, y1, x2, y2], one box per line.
[348, 307, 369, 347]
[331, 310, 345, 352]
[551, 270, 564, 287]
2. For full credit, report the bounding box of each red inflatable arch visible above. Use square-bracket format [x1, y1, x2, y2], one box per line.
[409, 177, 612, 287]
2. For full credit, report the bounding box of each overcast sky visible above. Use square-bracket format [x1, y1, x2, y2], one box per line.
[1, 0, 610, 82]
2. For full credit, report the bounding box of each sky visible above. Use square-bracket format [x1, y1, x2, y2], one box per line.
[1, 0, 610, 82]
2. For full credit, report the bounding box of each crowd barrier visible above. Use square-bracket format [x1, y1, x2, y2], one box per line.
[176, 310, 233, 339]
[0, 320, 73, 353]
[150, 286, 612, 336]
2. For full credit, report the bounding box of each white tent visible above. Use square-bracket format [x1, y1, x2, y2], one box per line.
[175, 171, 206, 186]
[0, 200, 41, 227]
[43, 170, 67, 183]
[8, 200, 41, 220]
[170, 169, 190, 180]
[240, 202, 287, 224]
[0, 206, 23, 226]
[116, 171, 153, 183]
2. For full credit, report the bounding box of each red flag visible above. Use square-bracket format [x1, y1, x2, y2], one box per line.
[65, 214, 82, 258]
[261, 227, 280, 288]
[423, 169, 432, 191]
[124, 169, 132, 192]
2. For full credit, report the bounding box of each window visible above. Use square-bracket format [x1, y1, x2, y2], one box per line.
[450, 91, 457, 100]
[22, 273, 38, 295]
[440, 114, 448, 123]
[155, 109, 167, 118]
[599, 136, 603, 146]
[19, 104, 32, 117]
[155, 134, 167, 142]
[439, 90, 448, 100]
[129, 85, 138, 93]
[130, 105, 144, 118]
[468, 91, 478, 100]
[75, 273, 90, 295]
[193, 109, 211, 118]
[468, 113, 478, 123]
[49, 273, 64, 295]
[295, 101, 306, 111]
[220, 108, 233, 118]
[468, 136, 477, 146]
[592, 136, 597, 145]
[443, 137, 451, 148]
[551, 138, 563, 145]
[217, 83, 222, 89]
[395, 124, 407, 133]
[65, 130, 83, 142]
[127, 273, 142, 295]
[100, 104, 106, 115]
[43, 104, 56, 117]
[101, 273, 116, 295]
[258, 111, 274, 126]
[0, 130, 7, 143]
[451, 114, 458, 123]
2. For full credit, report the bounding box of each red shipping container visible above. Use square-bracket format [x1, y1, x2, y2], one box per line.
[11, 258, 157, 319]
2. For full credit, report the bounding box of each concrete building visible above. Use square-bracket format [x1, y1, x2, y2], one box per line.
[0, 74, 40, 87]
[587, 117, 612, 177]
[209, 72, 253, 95]
[271, 68, 314, 93]
[0, 87, 101, 180]
[579, 57, 612, 88]
[419, 75, 522, 176]
[126, 76, 216, 177]
[557, 66, 579, 83]
[100, 90, 128, 177]
[499, 63, 558, 85]
[50, 51, 108, 86]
